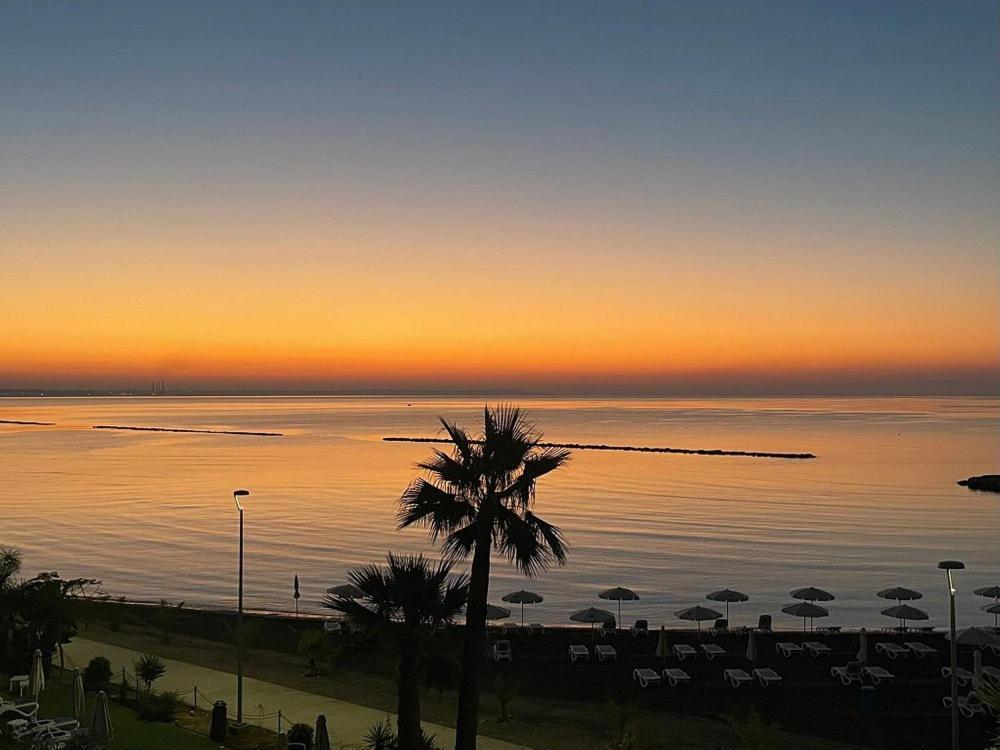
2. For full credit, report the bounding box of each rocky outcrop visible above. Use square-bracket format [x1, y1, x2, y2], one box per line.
[957, 475, 1000, 493]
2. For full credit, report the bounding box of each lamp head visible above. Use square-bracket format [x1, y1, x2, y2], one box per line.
[233, 489, 250, 511]
[233, 489, 250, 497]
[938, 560, 965, 571]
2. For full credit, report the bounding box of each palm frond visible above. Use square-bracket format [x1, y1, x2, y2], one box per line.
[438, 417, 474, 463]
[493, 504, 566, 576]
[397, 480, 473, 536]
[442, 522, 479, 561]
[498, 447, 571, 506]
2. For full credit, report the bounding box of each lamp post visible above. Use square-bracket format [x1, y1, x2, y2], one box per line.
[938, 560, 965, 750]
[233, 489, 251, 725]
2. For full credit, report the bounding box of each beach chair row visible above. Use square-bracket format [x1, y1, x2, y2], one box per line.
[632, 667, 783, 689]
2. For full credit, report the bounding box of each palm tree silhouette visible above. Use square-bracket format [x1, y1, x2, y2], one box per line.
[324, 553, 468, 750]
[398, 405, 570, 750]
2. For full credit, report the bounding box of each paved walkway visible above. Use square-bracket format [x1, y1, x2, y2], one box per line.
[64, 639, 527, 750]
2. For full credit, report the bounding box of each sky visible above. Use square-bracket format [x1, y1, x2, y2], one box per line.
[1, 1, 998, 395]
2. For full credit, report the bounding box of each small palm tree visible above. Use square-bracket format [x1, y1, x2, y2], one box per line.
[398, 405, 569, 750]
[135, 654, 166, 693]
[325, 554, 467, 750]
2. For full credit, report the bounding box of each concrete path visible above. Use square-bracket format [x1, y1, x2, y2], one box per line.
[64, 638, 527, 750]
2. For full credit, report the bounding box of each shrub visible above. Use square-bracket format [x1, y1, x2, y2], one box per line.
[288, 722, 314, 749]
[135, 654, 166, 692]
[137, 691, 180, 722]
[362, 721, 438, 750]
[83, 656, 112, 691]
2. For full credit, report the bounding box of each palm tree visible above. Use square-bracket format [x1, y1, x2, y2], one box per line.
[325, 554, 467, 750]
[135, 654, 166, 693]
[398, 405, 570, 750]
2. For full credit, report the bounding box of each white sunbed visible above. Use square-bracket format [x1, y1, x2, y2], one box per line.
[904, 641, 937, 658]
[942, 666, 974, 686]
[943, 692, 995, 719]
[803, 641, 832, 657]
[663, 668, 691, 686]
[569, 644, 590, 662]
[982, 665, 1000, 687]
[724, 668, 753, 688]
[528, 623, 544, 635]
[831, 664, 863, 685]
[864, 666, 895, 685]
[754, 668, 783, 687]
[875, 642, 909, 659]
[672, 644, 697, 661]
[701, 643, 726, 660]
[776, 642, 803, 658]
[493, 640, 512, 662]
[596, 644, 618, 662]
[633, 668, 661, 688]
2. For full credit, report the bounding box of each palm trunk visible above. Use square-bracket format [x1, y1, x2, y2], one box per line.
[397, 629, 422, 750]
[455, 502, 495, 750]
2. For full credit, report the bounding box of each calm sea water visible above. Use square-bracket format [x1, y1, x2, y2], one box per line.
[2, 396, 998, 629]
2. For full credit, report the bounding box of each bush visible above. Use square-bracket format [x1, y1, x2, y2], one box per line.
[83, 656, 112, 691]
[135, 654, 166, 692]
[288, 722, 314, 749]
[137, 690, 180, 722]
[362, 721, 439, 750]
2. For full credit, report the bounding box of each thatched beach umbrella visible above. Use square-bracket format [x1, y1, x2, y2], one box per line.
[675, 605, 723, 632]
[982, 601, 1000, 629]
[781, 602, 829, 631]
[706, 589, 749, 621]
[502, 590, 543, 626]
[946, 626, 1000, 649]
[598, 587, 639, 627]
[72, 668, 86, 721]
[880, 604, 929, 629]
[570, 607, 615, 633]
[877, 586, 923, 604]
[745, 629, 757, 664]
[314, 714, 331, 750]
[791, 586, 835, 603]
[326, 583, 364, 598]
[857, 628, 868, 665]
[29, 649, 45, 698]
[90, 690, 113, 745]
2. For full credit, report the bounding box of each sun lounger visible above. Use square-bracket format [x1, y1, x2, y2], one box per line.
[875, 642, 909, 659]
[941, 666, 974, 686]
[818, 626, 842, 634]
[724, 668, 753, 688]
[569, 644, 590, 662]
[982, 665, 1000, 687]
[500, 621, 516, 635]
[776, 642, 803, 658]
[904, 641, 937, 658]
[701, 643, 726, 660]
[528, 623, 544, 635]
[753, 668, 782, 687]
[7, 675, 29, 697]
[632, 668, 661, 688]
[672, 644, 697, 660]
[663, 668, 691, 686]
[943, 692, 996, 719]
[864, 666, 895, 685]
[596, 644, 618, 662]
[631, 619, 649, 637]
[493, 640, 512, 662]
[831, 662, 863, 685]
[0, 701, 39, 721]
[803, 641, 831, 657]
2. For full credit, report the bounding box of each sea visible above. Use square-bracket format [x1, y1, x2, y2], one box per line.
[2, 396, 997, 630]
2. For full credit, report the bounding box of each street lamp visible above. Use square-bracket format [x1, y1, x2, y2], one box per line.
[938, 559, 965, 750]
[233, 489, 251, 726]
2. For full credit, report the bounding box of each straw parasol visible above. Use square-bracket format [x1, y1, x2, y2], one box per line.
[72, 668, 85, 721]
[857, 628, 868, 665]
[781, 602, 829, 631]
[598, 587, 639, 627]
[880, 604, 929, 629]
[315, 714, 331, 750]
[982, 601, 1000, 629]
[745, 629, 757, 664]
[502, 590, 543, 626]
[675, 605, 723, 632]
[29, 649, 45, 699]
[946, 626, 1000, 649]
[877, 586, 923, 604]
[706, 589, 749, 620]
[791, 586, 835, 603]
[91, 690, 113, 745]
[326, 583, 364, 598]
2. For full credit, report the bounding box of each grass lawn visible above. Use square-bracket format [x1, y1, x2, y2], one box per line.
[0, 676, 224, 750]
[73, 622, 865, 750]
